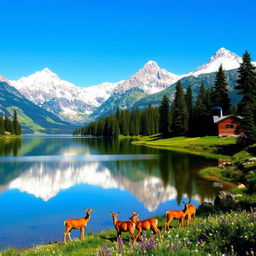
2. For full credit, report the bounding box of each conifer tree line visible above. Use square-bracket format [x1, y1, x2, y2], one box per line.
[74, 51, 256, 144]
[73, 106, 159, 138]
[0, 110, 21, 136]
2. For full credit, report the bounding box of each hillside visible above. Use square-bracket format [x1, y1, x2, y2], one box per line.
[0, 82, 76, 133]
[133, 69, 240, 109]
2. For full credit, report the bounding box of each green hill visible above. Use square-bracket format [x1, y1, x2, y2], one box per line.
[0, 81, 76, 133]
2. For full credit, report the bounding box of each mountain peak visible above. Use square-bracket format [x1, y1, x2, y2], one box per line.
[190, 48, 242, 76]
[143, 60, 160, 70]
[211, 47, 240, 60]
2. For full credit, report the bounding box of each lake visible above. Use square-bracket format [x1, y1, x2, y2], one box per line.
[0, 135, 221, 249]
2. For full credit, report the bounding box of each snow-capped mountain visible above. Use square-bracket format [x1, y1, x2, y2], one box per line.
[10, 61, 180, 122]
[188, 47, 256, 77]
[113, 60, 180, 95]
[7, 47, 256, 124]
[4, 159, 211, 211]
[10, 68, 119, 122]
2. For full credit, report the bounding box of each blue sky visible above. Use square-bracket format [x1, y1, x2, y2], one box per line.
[0, 0, 255, 87]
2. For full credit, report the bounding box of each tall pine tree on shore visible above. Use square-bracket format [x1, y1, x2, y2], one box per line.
[159, 94, 170, 137]
[13, 110, 21, 135]
[212, 65, 230, 115]
[236, 51, 256, 145]
[192, 83, 213, 136]
[185, 85, 193, 136]
[171, 81, 188, 136]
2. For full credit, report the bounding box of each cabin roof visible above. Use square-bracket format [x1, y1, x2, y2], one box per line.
[213, 115, 243, 124]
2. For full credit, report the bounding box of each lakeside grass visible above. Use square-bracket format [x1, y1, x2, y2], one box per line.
[131, 135, 236, 159]
[2, 210, 256, 256]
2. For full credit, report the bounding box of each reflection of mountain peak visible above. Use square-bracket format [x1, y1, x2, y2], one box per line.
[7, 161, 178, 211]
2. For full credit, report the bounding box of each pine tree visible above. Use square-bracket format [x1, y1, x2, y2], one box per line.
[235, 51, 256, 145]
[185, 85, 193, 135]
[130, 108, 141, 136]
[171, 81, 188, 136]
[192, 83, 213, 136]
[236, 51, 256, 118]
[4, 115, 14, 134]
[0, 116, 4, 135]
[159, 95, 170, 137]
[239, 105, 256, 145]
[212, 65, 230, 115]
[13, 110, 21, 135]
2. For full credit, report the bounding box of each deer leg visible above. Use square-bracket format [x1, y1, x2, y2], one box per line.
[179, 218, 184, 228]
[68, 231, 72, 241]
[64, 226, 72, 244]
[164, 217, 173, 231]
[152, 225, 161, 239]
[128, 229, 136, 244]
[135, 228, 142, 243]
[116, 231, 121, 242]
[80, 227, 85, 240]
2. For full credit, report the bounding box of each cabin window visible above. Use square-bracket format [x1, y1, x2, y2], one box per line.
[226, 124, 234, 129]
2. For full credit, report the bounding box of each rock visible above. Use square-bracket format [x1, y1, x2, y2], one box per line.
[214, 191, 236, 205]
[218, 161, 232, 168]
[199, 202, 213, 210]
[237, 183, 246, 189]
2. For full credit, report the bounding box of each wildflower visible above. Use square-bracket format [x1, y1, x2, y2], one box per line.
[117, 236, 123, 252]
[141, 237, 147, 252]
[250, 248, 254, 256]
[246, 251, 249, 256]
[148, 235, 157, 250]
[169, 238, 173, 249]
[99, 245, 111, 256]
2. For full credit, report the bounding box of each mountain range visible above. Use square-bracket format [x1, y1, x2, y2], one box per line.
[1, 47, 255, 132]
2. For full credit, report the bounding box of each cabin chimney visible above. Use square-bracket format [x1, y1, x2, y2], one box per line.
[220, 108, 223, 118]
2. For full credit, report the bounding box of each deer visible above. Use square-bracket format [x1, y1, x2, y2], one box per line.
[183, 201, 196, 225]
[63, 208, 93, 244]
[164, 201, 196, 231]
[110, 211, 136, 243]
[129, 211, 161, 242]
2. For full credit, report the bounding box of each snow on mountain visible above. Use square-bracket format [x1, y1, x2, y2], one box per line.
[10, 68, 119, 122]
[8, 48, 256, 123]
[5, 160, 208, 211]
[113, 60, 180, 95]
[188, 47, 256, 77]
[10, 61, 180, 122]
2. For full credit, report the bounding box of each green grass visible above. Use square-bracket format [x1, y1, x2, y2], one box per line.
[2, 211, 255, 256]
[132, 135, 236, 158]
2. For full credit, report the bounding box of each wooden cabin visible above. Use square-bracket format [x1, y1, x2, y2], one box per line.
[213, 115, 243, 137]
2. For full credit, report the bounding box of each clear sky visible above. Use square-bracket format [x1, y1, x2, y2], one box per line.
[0, 0, 255, 87]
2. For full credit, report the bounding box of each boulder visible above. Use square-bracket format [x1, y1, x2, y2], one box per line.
[199, 202, 213, 211]
[214, 191, 236, 205]
[237, 183, 246, 189]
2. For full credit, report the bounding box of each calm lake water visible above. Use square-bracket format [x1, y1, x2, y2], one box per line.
[0, 135, 221, 249]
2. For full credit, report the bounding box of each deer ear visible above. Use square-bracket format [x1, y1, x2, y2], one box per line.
[188, 200, 191, 204]
[133, 210, 136, 214]
[109, 211, 113, 215]
[182, 201, 185, 204]
[84, 208, 87, 212]
[90, 208, 94, 211]
[117, 211, 120, 214]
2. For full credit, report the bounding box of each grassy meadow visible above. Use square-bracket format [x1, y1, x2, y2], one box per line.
[2, 210, 256, 256]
